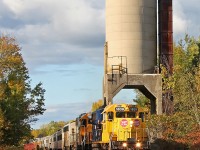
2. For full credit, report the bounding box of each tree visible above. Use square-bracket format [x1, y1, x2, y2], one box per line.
[32, 121, 67, 138]
[39, 121, 67, 137]
[147, 35, 200, 148]
[173, 35, 200, 126]
[0, 109, 4, 140]
[0, 35, 46, 146]
[31, 129, 40, 139]
[133, 90, 150, 108]
[91, 99, 103, 112]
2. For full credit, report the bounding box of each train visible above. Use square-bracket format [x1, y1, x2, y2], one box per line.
[24, 103, 150, 150]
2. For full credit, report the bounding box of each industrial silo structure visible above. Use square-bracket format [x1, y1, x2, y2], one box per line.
[105, 0, 157, 74]
[103, 0, 173, 115]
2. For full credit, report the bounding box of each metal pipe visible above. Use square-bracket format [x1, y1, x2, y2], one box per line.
[104, 42, 108, 75]
[158, 0, 173, 75]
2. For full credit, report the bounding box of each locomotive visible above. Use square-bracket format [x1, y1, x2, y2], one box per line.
[24, 103, 150, 150]
[92, 104, 150, 149]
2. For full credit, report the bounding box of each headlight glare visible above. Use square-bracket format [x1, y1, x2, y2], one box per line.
[136, 142, 141, 148]
[130, 120, 133, 125]
[122, 142, 127, 147]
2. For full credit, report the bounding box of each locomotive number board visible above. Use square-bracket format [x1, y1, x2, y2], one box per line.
[129, 107, 138, 112]
[115, 107, 125, 111]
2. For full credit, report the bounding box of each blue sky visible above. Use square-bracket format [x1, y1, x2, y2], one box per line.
[0, 0, 200, 129]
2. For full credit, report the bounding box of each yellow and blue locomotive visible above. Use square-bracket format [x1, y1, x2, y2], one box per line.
[92, 104, 150, 150]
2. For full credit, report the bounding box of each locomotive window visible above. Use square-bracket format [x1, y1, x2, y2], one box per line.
[81, 119, 87, 126]
[88, 114, 92, 123]
[139, 112, 144, 122]
[116, 112, 125, 118]
[127, 112, 136, 118]
[88, 118, 92, 124]
[107, 112, 113, 120]
[92, 113, 96, 122]
[57, 134, 62, 141]
[63, 126, 69, 132]
[72, 128, 75, 134]
[76, 118, 81, 127]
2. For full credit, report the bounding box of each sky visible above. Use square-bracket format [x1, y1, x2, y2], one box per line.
[0, 0, 200, 129]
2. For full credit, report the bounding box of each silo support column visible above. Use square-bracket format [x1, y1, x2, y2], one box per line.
[103, 74, 162, 115]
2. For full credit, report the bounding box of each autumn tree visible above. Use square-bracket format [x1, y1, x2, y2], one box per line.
[173, 35, 200, 126]
[91, 99, 103, 112]
[133, 90, 150, 108]
[0, 109, 4, 140]
[148, 35, 200, 148]
[32, 121, 67, 138]
[0, 35, 46, 146]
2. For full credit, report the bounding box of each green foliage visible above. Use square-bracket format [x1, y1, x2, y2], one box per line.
[148, 34, 200, 147]
[31, 121, 67, 138]
[0, 35, 46, 146]
[173, 35, 200, 125]
[0, 145, 23, 150]
[0, 109, 4, 140]
[148, 113, 194, 141]
[133, 90, 150, 108]
[91, 99, 103, 112]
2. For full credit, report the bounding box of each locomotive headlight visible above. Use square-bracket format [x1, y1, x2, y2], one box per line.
[122, 142, 127, 147]
[136, 142, 141, 148]
[130, 120, 133, 127]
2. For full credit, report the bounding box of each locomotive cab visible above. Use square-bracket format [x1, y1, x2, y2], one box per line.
[100, 104, 150, 149]
[92, 108, 104, 142]
[76, 113, 92, 150]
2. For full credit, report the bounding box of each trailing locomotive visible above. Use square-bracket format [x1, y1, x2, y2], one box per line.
[25, 104, 150, 150]
[76, 113, 92, 150]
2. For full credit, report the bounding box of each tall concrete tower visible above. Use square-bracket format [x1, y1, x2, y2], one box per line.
[103, 0, 162, 114]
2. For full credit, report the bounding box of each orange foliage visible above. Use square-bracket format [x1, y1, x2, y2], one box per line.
[175, 127, 200, 149]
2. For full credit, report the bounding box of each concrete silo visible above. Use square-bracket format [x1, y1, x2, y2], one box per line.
[103, 0, 164, 114]
[106, 0, 157, 74]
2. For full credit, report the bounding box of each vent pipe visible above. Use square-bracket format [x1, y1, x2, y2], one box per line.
[158, 0, 173, 75]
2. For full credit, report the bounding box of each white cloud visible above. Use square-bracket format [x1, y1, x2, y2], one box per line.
[173, 15, 189, 35]
[173, 0, 200, 39]
[0, 0, 105, 72]
[3, 0, 24, 14]
[32, 102, 92, 128]
[2, 0, 199, 72]
[173, 1, 189, 39]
